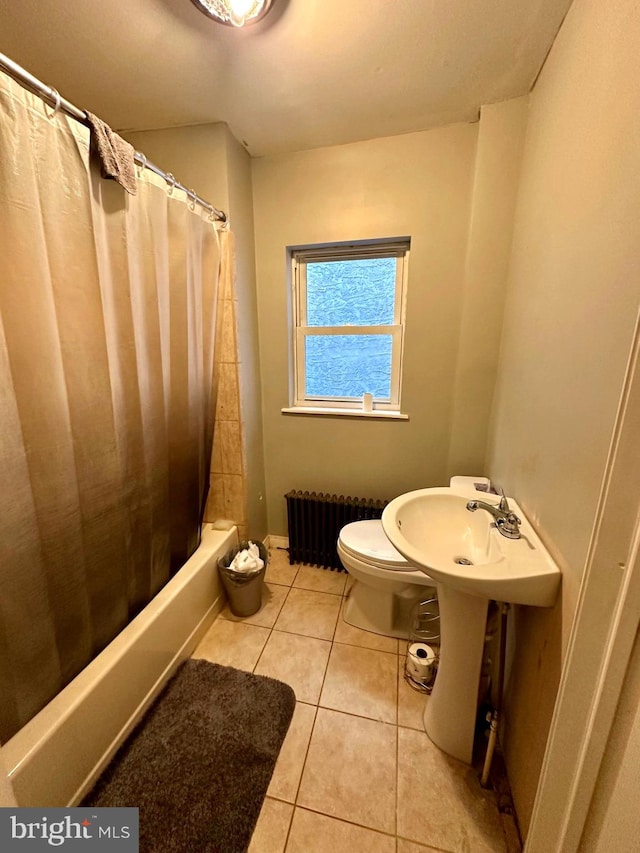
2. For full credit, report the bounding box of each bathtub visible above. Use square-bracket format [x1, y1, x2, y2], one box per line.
[1, 522, 238, 807]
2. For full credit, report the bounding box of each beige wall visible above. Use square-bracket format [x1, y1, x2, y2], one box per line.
[125, 124, 231, 213]
[125, 123, 268, 538]
[253, 122, 520, 535]
[486, 0, 640, 835]
[447, 97, 528, 473]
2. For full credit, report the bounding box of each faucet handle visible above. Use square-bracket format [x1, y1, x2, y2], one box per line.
[498, 487, 510, 513]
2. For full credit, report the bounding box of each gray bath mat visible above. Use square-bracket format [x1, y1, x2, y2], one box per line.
[83, 658, 296, 852]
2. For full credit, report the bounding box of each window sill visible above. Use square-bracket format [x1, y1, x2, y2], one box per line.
[281, 406, 409, 421]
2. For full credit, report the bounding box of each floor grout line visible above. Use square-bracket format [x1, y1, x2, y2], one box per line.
[251, 554, 294, 673]
[263, 626, 334, 644]
[288, 803, 400, 840]
[281, 804, 295, 853]
[290, 702, 319, 806]
[331, 638, 399, 656]
[259, 552, 298, 852]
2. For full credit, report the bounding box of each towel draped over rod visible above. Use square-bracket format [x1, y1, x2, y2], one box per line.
[0, 50, 227, 223]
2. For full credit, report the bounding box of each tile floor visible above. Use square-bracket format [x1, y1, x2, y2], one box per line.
[192, 548, 508, 853]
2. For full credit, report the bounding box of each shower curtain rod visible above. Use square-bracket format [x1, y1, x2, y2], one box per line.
[0, 51, 227, 223]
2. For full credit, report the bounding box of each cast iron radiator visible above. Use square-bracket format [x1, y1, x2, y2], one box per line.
[284, 490, 387, 570]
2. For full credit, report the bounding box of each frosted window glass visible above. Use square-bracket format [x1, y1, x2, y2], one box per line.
[306, 258, 396, 326]
[305, 335, 392, 398]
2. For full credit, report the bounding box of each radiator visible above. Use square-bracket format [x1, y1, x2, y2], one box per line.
[284, 490, 387, 570]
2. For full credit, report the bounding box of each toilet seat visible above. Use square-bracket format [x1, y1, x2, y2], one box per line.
[338, 520, 434, 585]
[339, 520, 410, 570]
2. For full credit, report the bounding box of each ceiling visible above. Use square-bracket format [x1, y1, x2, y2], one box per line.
[0, 0, 572, 157]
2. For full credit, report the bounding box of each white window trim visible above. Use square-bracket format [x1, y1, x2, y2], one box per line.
[281, 406, 409, 420]
[287, 241, 409, 416]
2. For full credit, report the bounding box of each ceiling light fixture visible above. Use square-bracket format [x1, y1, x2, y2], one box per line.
[191, 0, 274, 28]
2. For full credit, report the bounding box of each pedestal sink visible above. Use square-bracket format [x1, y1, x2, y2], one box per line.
[381, 487, 560, 764]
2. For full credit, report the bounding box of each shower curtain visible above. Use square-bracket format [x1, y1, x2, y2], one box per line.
[0, 71, 223, 742]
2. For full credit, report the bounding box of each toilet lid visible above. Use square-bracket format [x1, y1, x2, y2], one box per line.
[339, 519, 410, 569]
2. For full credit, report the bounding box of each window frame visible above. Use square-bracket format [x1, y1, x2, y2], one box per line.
[289, 241, 409, 414]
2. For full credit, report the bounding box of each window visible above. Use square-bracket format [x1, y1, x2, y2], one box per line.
[288, 240, 409, 416]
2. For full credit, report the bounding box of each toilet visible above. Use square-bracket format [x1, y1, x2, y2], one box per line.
[337, 518, 437, 639]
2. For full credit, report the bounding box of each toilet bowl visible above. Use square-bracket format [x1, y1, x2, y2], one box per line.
[337, 519, 437, 639]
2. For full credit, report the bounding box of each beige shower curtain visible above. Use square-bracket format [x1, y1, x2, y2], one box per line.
[0, 71, 222, 742]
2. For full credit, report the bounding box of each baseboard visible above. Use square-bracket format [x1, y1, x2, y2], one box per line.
[266, 534, 289, 550]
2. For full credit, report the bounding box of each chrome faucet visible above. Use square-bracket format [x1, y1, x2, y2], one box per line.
[466, 490, 521, 539]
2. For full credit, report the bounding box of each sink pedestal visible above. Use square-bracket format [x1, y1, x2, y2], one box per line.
[424, 585, 488, 764]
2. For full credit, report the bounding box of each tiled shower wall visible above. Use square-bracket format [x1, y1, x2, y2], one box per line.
[204, 232, 249, 539]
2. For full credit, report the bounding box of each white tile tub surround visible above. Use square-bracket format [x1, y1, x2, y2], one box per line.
[2, 523, 238, 808]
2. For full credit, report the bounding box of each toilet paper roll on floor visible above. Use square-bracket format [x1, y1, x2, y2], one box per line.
[407, 643, 437, 680]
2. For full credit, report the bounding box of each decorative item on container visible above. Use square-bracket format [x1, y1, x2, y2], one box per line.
[404, 593, 440, 693]
[217, 540, 268, 617]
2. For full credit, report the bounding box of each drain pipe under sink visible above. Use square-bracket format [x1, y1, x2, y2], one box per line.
[481, 601, 509, 788]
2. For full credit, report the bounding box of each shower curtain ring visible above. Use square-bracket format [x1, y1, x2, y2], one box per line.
[135, 152, 147, 176]
[165, 173, 176, 195]
[188, 189, 197, 211]
[45, 87, 61, 119]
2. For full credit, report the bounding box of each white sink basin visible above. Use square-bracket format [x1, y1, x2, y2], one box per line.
[381, 487, 560, 606]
